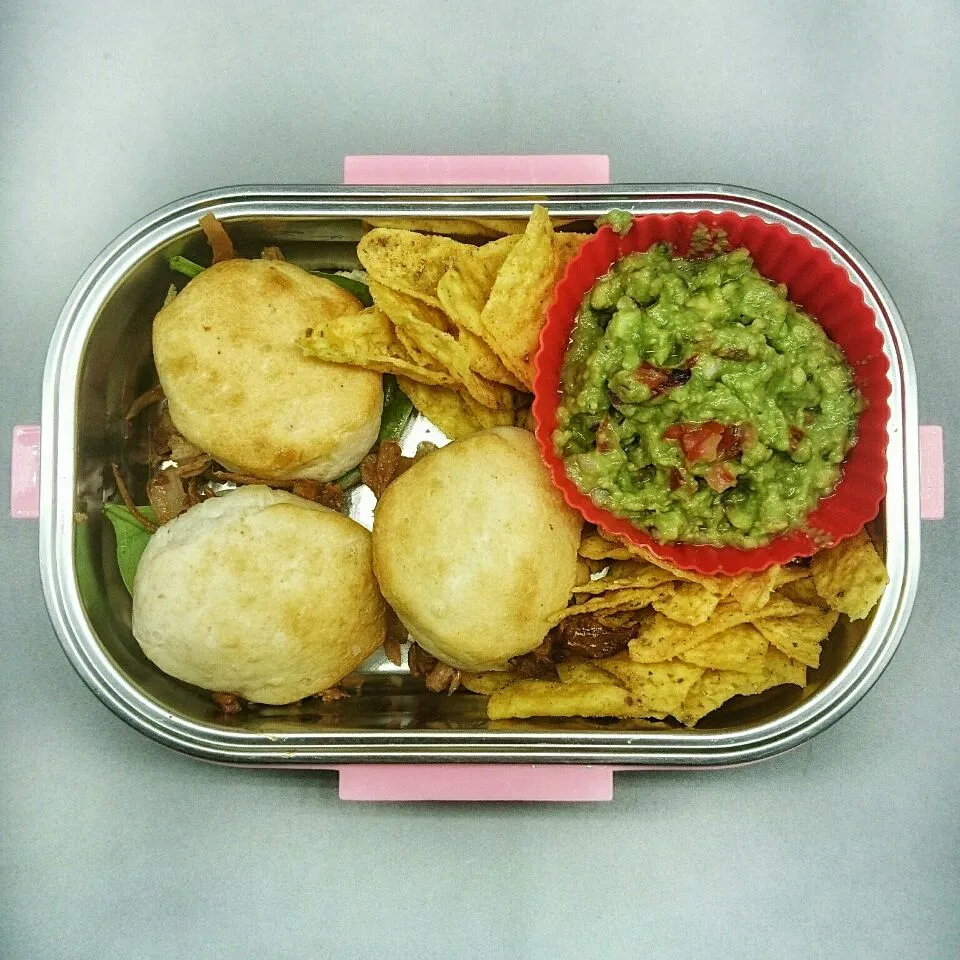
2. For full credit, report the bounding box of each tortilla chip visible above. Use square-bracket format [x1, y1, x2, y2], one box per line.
[414, 257, 520, 387]
[776, 565, 811, 586]
[749, 594, 810, 620]
[437, 253, 527, 388]
[628, 617, 704, 663]
[759, 647, 809, 688]
[573, 560, 674, 593]
[573, 559, 592, 588]
[629, 604, 753, 662]
[553, 233, 593, 273]
[459, 671, 523, 695]
[469, 219, 531, 235]
[811, 530, 889, 621]
[369, 282, 512, 410]
[577, 534, 758, 598]
[776, 577, 830, 610]
[357, 229, 472, 308]
[754, 608, 838, 668]
[474, 233, 524, 268]
[396, 377, 513, 440]
[675, 669, 763, 726]
[622, 544, 733, 595]
[363, 217, 506, 239]
[367, 279, 451, 332]
[297, 306, 455, 385]
[478, 204, 556, 388]
[550, 586, 668, 623]
[604, 559, 650, 579]
[392, 323, 437, 368]
[680, 623, 770, 672]
[699, 647, 807, 704]
[673, 658, 805, 726]
[486, 680, 649, 720]
[652, 581, 721, 626]
[366, 218, 559, 240]
[577, 533, 635, 561]
[667, 568, 731, 596]
[613, 558, 687, 584]
[433, 265, 527, 390]
[436, 260, 489, 341]
[556, 659, 621, 685]
[456, 329, 525, 389]
[595, 655, 704, 718]
[431, 237, 527, 379]
[730, 566, 782, 613]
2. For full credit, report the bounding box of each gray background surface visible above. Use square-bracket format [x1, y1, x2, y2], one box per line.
[1, 1, 957, 958]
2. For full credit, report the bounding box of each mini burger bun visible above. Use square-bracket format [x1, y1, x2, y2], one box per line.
[132, 485, 385, 704]
[153, 258, 382, 482]
[372, 427, 583, 672]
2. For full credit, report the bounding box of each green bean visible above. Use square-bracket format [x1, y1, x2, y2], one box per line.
[382, 373, 397, 409]
[379, 376, 415, 442]
[169, 255, 206, 278]
[334, 466, 362, 490]
[316, 272, 373, 307]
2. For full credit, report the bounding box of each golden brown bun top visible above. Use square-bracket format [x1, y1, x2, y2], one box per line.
[131, 485, 386, 703]
[372, 427, 582, 672]
[153, 259, 382, 482]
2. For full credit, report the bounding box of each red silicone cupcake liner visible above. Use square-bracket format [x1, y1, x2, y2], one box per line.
[533, 212, 890, 576]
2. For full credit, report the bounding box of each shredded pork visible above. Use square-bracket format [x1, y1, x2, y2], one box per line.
[360, 440, 404, 499]
[110, 463, 158, 532]
[211, 692, 242, 714]
[146, 466, 188, 524]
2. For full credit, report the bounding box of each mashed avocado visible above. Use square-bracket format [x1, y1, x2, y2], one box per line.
[554, 245, 860, 547]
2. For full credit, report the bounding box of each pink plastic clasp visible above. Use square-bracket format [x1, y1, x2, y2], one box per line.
[919, 425, 944, 519]
[344, 154, 610, 185]
[10, 424, 41, 519]
[337, 765, 613, 802]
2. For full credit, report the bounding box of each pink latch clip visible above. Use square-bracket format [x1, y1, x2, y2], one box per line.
[337, 764, 614, 802]
[10, 425, 41, 519]
[919, 425, 944, 519]
[344, 154, 610, 185]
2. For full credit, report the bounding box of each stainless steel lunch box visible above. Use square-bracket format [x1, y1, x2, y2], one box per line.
[39, 184, 920, 768]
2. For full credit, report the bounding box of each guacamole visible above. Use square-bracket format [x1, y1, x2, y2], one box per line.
[554, 244, 860, 548]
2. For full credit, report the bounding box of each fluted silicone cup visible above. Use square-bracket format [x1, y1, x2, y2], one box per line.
[533, 212, 890, 575]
